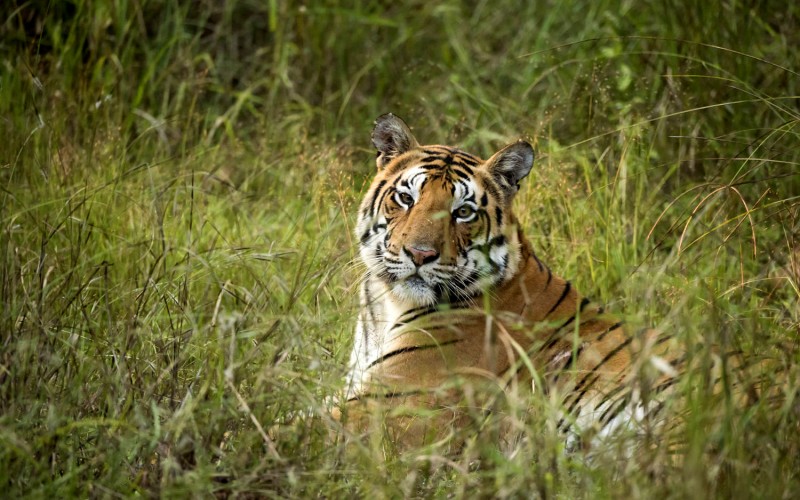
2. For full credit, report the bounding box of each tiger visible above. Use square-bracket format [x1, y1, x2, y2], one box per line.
[337, 113, 691, 453]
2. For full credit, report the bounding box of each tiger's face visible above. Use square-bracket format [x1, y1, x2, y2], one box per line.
[356, 114, 535, 307]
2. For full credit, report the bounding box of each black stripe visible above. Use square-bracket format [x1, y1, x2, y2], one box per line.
[452, 168, 471, 180]
[551, 344, 586, 385]
[598, 376, 680, 429]
[659, 354, 686, 373]
[646, 400, 669, 423]
[652, 377, 679, 395]
[553, 297, 591, 376]
[427, 146, 455, 154]
[418, 158, 446, 167]
[453, 152, 479, 166]
[360, 228, 371, 244]
[482, 211, 493, 244]
[542, 334, 565, 355]
[557, 407, 582, 433]
[396, 305, 436, 322]
[565, 335, 635, 415]
[481, 192, 488, 207]
[596, 321, 624, 342]
[366, 339, 464, 370]
[396, 304, 464, 324]
[495, 206, 503, 225]
[362, 280, 378, 327]
[440, 154, 454, 167]
[553, 299, 591, 338]
[654, 332, 674, 346]
[360, 222, 387, 244]
[545, 266, 552, 286]
[546, 282, 571, 317]
[384, 155, 416, 176]
[540, 315, 585, 355]
[500, 254, 509, 272]
[598, 391, 632, 426]
[346, 389, 426, 403]
[556, 315, 576, 334]
[408, 170, 427, 186]
[375, 185, 392, 213]
[418, 177, 431, 194]
[450, 159, 474, 171]
[366, 180, 387, 216]
[567, 331, 630, 397]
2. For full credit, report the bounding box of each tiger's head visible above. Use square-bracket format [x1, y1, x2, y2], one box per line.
[356, 114, 535, 307]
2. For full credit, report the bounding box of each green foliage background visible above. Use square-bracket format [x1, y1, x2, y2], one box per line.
[1, 0, 798, 497]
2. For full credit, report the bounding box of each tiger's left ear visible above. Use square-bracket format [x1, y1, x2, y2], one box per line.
[484, 140, 535, 199]
[371, 113, 420, 169]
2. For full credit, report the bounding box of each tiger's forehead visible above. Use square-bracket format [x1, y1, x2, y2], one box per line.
[415, 145, 483, 169]
[373, 144, 505, 210]
[394, 166, 479, 208]
[386, 145, 483, 177]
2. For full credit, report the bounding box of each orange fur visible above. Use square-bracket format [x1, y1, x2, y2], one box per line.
[339, 114, 675, 451]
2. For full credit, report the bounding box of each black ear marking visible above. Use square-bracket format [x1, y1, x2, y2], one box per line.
[484, 140, 535, 199]
[371, 113, 419, 169]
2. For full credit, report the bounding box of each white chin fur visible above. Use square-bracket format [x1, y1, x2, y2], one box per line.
[390, 280, 437, 307]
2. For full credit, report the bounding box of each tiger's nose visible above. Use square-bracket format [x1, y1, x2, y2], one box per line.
[404, 246, 439, 266]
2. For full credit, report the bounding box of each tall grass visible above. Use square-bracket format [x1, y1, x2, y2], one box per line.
[1, 0, 798, 497]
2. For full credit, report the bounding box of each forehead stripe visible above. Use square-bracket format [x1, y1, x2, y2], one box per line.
[400, 168, 428, 188]
[407, 170, 427, 185]
[419, 156, 448, 165]
[384, 155, 418, 176]
[456, 155, 479, 166]
[452, 168, 471, 180]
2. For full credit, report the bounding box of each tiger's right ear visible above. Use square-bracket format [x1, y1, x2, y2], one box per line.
[371, 113, 419, 169]
[484, 140, 535, 200]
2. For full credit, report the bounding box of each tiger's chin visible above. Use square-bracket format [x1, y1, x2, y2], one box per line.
[389, 275, 439, 307]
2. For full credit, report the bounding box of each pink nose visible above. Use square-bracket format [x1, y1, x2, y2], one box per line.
[405, 246, 438, 266]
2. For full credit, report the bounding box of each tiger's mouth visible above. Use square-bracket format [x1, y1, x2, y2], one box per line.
[384, 268, 442, 306]
[405, 274, 427, 287]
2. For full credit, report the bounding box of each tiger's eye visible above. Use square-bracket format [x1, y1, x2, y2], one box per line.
[397, 192, 414, 207]
[455, 205, 476, 220]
